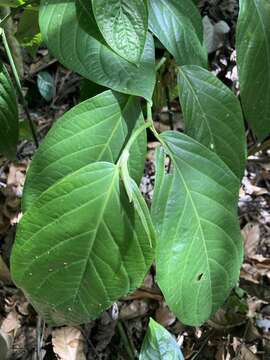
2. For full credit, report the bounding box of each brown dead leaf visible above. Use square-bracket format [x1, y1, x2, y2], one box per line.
[208, 308, 246, 330]
[238, 345, 259, 359]
[0, 256, 11, 284]
[242, 223, 260, 259]
[242, 176, 269, 196]
[7, 162, 28, 197]
[52, 327, 86, 360]
[119, 300, 148, 320]
[155, 302, 176, 327]
[1, 310, 20, 334]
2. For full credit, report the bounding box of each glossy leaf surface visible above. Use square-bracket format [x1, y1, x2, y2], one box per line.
[139, 318, 184, 359]
[39, 0, 155, 100]
[11, 162, 155, 325]
[152, 133, 243, 326]
[148, 0, 207, 67]
[0, 64, 18, 159]
[178, 65, 246, 179]
[92, 0, 148, 64]
[23, 90, 146, 211]
[236, 0, 270, 140]
[37, 71, 55, 102]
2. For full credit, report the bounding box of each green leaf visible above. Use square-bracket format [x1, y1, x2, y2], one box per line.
[92, 0, 148, 64]
[151, 133, 243, 326]
[16, 9, 42, 57]
[39, 0, 156, 100]
[80, 79, 107, 102]
[75, 0, 103, 42]
[236, 0, 270, 141]
[0, 0, 25, 6]
[37, 71, 55, 102]
[148, 0, 207, 67]
[178, 65, 246, 179]
[11, 162, 155, 325]
[139, 318, 184, 360]
[0, 64, 18, 159]
[22, 90, 146, 211]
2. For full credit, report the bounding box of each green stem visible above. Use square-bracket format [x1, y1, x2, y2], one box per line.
[147, 101, 166, 147]
[155, 56, 167, 72]
[117, 321, 135, 360]
[117, 120, 151, 167]
[1, 29, 39, 148]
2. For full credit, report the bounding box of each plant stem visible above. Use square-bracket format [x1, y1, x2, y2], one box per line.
[165, 86, 174, 130]
[117, 120, 152, 167]
[147, 101, 166, 147]
[1, 29, 39, 148]
[155, 56, 167, 72]
[117, 321, 135, 360]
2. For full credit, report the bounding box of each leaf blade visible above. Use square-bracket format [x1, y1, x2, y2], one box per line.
[11, 162, 155, 325]
[22, 90, 146, 211]
[139, 318, 184, 360]
[39, 0, 155, 100]
[0, 64, 18, 159]
[178, 65, 246, 179]
[92, 0, 148, 64]
[236, 0, 270, 140]
[148, 0, 207, 67]
[152, 132, 243, 326]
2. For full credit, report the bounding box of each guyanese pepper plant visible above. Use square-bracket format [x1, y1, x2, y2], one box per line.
[0, 0, 270, 353]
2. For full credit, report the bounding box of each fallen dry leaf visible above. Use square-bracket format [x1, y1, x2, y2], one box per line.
[1, 309, 20, 334]
[239, 344, 259, 359]
[52, 327, 86, 360]
[242, 223, 260, 259]
[242, 176, 269, 196]
[155, 302, 176, 327]
[7, 162, 28, 197]
[0, 256, 11, 284]
[119, 300, 148, 320]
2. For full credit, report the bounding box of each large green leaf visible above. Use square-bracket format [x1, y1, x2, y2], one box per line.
[178, 65, 246, 179]
[75, 0, 103, 42]
[0, 64, 18, 159]
[39, 0, 155, 100]
[151, 132, 243, 326]
[148, 0, 207, 67]
[236, 0, 270, 141]
[92, 0, 148, 64]
[22, 90, 146, 211]
[139, 318, 184, 359]
[11, 162, 155, 325]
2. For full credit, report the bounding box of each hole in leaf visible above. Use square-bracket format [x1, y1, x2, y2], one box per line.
[196, 273, 204, 281]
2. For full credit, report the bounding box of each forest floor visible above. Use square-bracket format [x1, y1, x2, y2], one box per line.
[0, 0, 270, 359]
